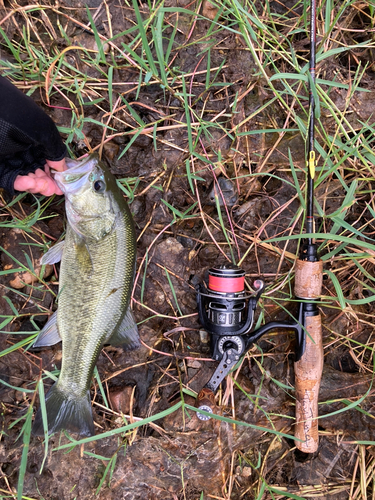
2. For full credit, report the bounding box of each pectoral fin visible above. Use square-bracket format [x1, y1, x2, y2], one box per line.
[33, 311, 62, 348]
[109, 308, 140, 350]
[41, 241, 65, 265]
[74, 235, 93, 274]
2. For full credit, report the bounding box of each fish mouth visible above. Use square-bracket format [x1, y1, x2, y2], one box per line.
[54, 155, 99, 194]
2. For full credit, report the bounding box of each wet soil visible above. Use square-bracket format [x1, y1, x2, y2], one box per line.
[1, 1, 375, 499]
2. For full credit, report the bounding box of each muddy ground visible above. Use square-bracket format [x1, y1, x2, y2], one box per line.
[0, 0, 375, 499]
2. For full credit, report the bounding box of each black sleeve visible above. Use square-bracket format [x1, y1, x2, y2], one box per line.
[0, 75, 67, 194]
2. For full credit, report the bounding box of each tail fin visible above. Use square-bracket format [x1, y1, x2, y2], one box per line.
[32, 382, 94, 437]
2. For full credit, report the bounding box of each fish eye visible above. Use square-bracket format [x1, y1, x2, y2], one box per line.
[93, 179, 106, 193]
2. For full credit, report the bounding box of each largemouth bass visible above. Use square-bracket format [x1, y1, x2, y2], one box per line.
[32, 154, 139, 436]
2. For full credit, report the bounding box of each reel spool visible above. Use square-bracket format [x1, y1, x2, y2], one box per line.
[206, 265, 246, 328]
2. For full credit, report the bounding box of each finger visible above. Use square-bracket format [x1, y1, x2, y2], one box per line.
[34, 168, 47, 178]
[14, 174, 38, 192]
[46, 158, 67, 171]
[31, 170, 54, 194]
[36, 168, 64, 195]
[32, 177, 57, 196]
[14, 173, 62, 196]
[52, 183, 64, 196]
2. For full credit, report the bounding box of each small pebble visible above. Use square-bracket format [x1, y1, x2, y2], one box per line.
[199, 329, 209, 344]
[207, 178, 238, 207]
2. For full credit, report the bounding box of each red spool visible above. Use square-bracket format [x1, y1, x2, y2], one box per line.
[208, 274, 245, 293]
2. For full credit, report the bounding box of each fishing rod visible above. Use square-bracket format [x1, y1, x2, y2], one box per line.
[194, 0, 323, 453]
[293, 0, 323, 453]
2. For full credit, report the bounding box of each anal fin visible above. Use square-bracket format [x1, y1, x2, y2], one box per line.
[109, 308, 140, 350]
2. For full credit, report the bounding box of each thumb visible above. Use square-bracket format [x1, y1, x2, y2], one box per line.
[46, 158, 67, 171]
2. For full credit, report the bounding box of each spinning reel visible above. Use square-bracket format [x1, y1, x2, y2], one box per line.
[196, 264, 264, 361]
[195, 264, 319, 420]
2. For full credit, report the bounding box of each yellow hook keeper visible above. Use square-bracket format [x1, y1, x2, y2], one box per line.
[307, 150, 316, 179]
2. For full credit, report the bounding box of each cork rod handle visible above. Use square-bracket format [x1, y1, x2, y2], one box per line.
[294, 259, 323, 453]
[294, 313, 323, 452]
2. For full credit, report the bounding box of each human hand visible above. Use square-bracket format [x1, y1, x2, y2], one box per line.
[0, 76, 68, 195]
[14, 158, 67, 196]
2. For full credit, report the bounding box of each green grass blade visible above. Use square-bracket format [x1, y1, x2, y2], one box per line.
[185, 404, 300, 441]
[153, 11, 168, 86]
[267, 233, 375, 255]
[185, 159, 195, 195]
[214, 192, 235, 263]
[181, 77, 193, 154]
[132, 0, 158, 78]
[108, 65, 113, 113]
[94, 366, 109, 409]
[17, 406, 33, 500]
[164, 267, 183, 316]
[268, 485, 306, 500]
[288, 149, 305, 208]
[54, 401, 183, 450]
[38, 379, 49, 473]
[325, 270, 346, 309]
[85, 6, 106, 64]
[96, 452, 118, 494]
